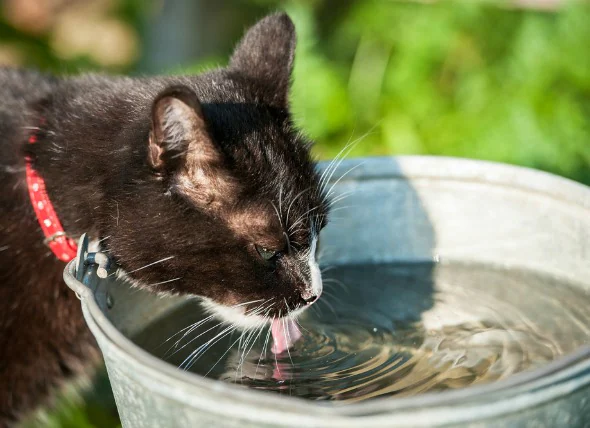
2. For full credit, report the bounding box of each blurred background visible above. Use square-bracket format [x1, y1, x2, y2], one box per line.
[1, 0, 588, 426]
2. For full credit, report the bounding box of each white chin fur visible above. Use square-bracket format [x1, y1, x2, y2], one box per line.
[115, 268, 180, 298]
[199, 297, 270, 329]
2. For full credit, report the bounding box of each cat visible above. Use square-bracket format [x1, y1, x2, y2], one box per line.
[0, 13, 328, 426]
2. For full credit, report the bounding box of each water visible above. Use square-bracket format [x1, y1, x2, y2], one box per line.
[133, 262, 590, 403]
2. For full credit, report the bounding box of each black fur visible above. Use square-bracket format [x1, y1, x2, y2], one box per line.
[0, 13, 328, 426]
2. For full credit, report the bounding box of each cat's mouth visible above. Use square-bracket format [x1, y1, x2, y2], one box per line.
[199, 295, 314, 354]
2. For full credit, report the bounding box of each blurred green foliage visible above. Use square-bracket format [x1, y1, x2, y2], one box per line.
[0, 0, 146, 73]
[272, 0, 590, 184]
[1, 0, 588, 183]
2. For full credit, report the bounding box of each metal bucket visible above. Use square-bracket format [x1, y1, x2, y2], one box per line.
[64, 156, 590, 427]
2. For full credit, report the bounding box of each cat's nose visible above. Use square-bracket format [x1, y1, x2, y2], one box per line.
[304, 295, 318, 305]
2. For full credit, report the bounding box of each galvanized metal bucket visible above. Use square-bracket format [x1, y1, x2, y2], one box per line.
[64, 156, 590, 427]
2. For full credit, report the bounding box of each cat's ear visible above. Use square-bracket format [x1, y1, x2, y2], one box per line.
[149, 85, 217, 173]
[229, 13, 296, 108]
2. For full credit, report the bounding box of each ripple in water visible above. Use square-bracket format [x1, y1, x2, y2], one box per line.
[134, 262, 590, 402]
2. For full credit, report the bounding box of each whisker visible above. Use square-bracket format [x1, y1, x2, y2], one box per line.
[319, 127, 376, 208]
[183, 324, 236, 370]
[235, 327, 251, 381]
[126, 256, 176, 274]
[319, 131, 368, 196]
[239, 326, 258, 371]
[278, 182, 284, 220]
[240, 318, 268, 379]
[317, 130, 359, 196]
[310, 303, 321, 317]
[235, 299, 274, 380]
[286, 187, 311, 225]
[288, 205, 321, 233]
[287, 227, 311, 236]
[256, 321, 273, 377]
[187, 326, 237, 371]
[244, 304, 264, 318]
[323, 278, 351, 295]
[245, 297, 274, 317]
[171, 294, 263, 353]
[163, 314, 216, 343]
[146, 277, 182, 287]
[163, 314, 217, 354]
[233, 326, 250, 382]
[284, 232, 292, 253]
[322, 289, 346, 306]
[293, 316, 311, 335]
[227, 298, 266, 312]
[270, 201, 284, 229]
[205, 328, 248, 377]
[325, 161, 366, 203]
[168, 320, 225, 357]
[326, 206, 355, 215]
[180, 323, 228, 368]
[326, 191, 355, 208]
[318, 297, 338, 317]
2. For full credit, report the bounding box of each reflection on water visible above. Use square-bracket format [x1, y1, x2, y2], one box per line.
[134, 262, 590, 402]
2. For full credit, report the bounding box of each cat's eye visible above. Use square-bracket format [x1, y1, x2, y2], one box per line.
[255, 245, 279, 262]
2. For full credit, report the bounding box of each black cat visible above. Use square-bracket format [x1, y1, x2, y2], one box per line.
[0, 13, 327, 426]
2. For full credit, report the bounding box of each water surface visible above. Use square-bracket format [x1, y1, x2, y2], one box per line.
[134, 262, 590, 402]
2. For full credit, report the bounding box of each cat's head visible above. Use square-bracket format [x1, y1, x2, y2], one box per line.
[108, 13, 329, 327]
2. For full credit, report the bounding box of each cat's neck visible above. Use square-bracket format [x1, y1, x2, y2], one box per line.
[26, 76, 159, 239]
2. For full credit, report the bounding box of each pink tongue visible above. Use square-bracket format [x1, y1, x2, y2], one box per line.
[271, 318, 302, 354]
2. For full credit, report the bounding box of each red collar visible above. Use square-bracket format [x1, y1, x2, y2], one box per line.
[26, 131, 78, 262]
